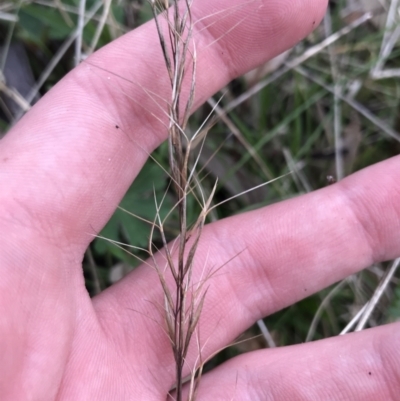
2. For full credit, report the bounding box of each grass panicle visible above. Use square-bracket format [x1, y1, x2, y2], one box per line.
[150, 1, 213, 399]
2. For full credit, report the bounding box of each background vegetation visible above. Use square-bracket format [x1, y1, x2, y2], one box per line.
[1, 0, 399, 367]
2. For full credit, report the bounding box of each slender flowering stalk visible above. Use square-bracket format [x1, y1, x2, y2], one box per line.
[149, 1, 213, 399]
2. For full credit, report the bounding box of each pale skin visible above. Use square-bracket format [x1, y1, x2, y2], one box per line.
[1, 0, 399, 399]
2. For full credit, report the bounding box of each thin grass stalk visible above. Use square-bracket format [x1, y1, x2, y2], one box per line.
[150, 1, 206, 400]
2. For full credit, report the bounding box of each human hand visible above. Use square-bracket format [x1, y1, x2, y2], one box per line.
[1, 0, 399, 399]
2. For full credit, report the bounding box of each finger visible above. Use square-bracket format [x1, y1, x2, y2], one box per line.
[184, 322, 400, 400]
[0, 0, 328, 255]
[95, 154, 400, 389]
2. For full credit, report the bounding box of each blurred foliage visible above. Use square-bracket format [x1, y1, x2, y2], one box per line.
[389, 286, 400, 320]
[94, 159, 173, 262]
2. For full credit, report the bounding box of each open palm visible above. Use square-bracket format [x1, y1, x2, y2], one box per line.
[1, 0, 399, 399]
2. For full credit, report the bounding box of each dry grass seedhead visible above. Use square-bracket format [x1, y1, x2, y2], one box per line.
[149, 1, 211, 399]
